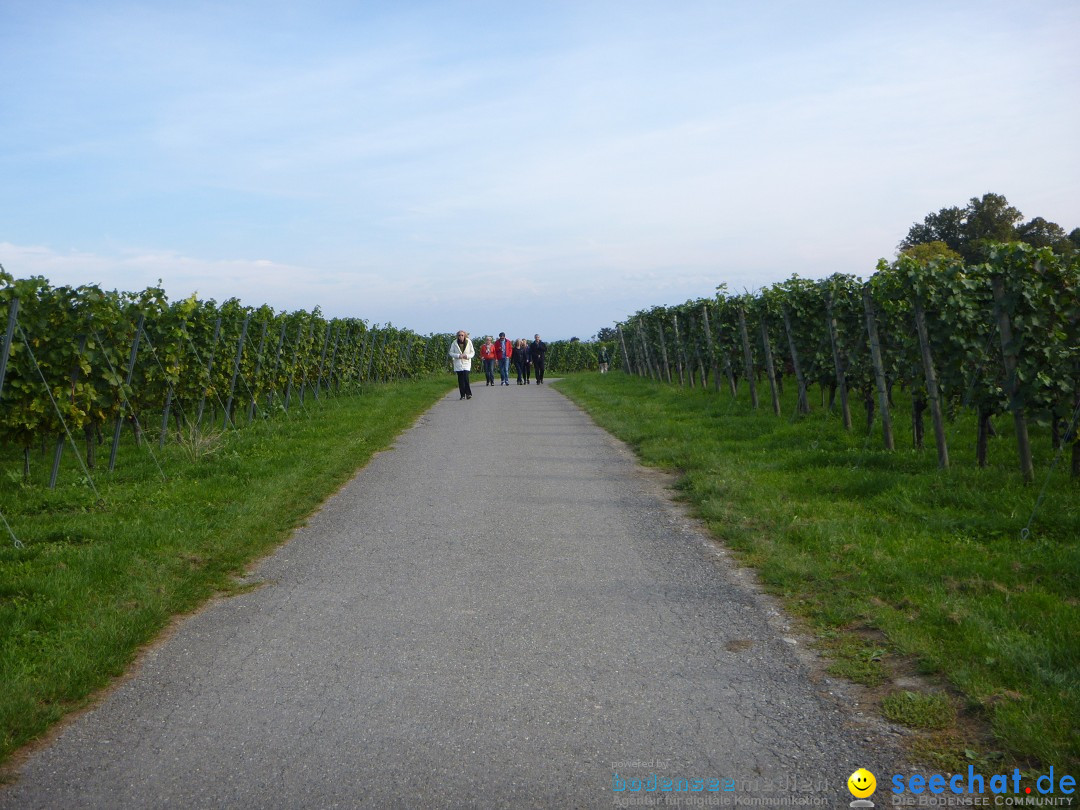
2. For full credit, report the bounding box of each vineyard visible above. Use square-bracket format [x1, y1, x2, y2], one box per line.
[0, 270, 609, 495]
[1, 249, 1078, 771]
[0, 270, 458, 491]
[612, 242, 1080, 482]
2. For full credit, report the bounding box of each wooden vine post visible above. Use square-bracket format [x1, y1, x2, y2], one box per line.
[862, 286, 895, 450]
[362, 327, 377, 383]
[248, 320, 269, 422]
[108, 314, 145, 472]
[720, 346, 737, 397]
[354, 327, 371, 384]
[268, 321, 287, 409]
[348, 326, 364, 384]
[49, 334, 90, 489]
[314, 322, 331, 399]
[284, 321, 303, 411]
[699, 305, 721, 392]
[688, 312, 707, 387]
[0, 297, 19, 400]
[825, 294, 852, 430]
[224, 312, 250, 428]
[616, 325, 632, 374]
[327, 327, 342, 391]
[635, 324, 652, 380]
[759, 317, 782, 416]
[671, 314, 686, 387]
[780, 304, 810, 414]
[655, 320, 672, 383]
[195, 316, 222, 427]
[990, 275, 1034, 483]
[158, 323, 177, 449]
[635, 324, 654, 379]
[736, 306, 759, 408]
[299, 320, 317, 402]
[366, 328, 387, 382]
[911, 294, 949, 469]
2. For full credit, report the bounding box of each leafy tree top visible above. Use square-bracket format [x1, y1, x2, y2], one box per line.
[898, 192, 1075, 262]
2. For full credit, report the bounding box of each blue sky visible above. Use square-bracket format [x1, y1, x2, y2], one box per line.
[2, 1, 1078, 339]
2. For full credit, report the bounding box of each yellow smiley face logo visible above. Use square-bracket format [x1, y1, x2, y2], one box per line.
[848, 768, 876, 798]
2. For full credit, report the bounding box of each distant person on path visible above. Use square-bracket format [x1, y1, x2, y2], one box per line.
[479, 336, 497, 386]
[531, 334, 547, 384]
[513, 338, 531, 384]
[495, 332, 513, 386]
[449, 330, 474, 400]
[598, 345, 610, 374]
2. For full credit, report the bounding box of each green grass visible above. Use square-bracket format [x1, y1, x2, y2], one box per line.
[0, 377, 454, 768]
[883, 690, 955, 730]
[554, 371, 1079, 771]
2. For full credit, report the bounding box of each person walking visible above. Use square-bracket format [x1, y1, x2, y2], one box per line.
[494, 332, 514, 386]
[531, 334, 547, 384]
[598, 345, 610, 374]
[513, 338, 531, 384]
[479, 336, 497, 386]
[449, 330, 474, 400]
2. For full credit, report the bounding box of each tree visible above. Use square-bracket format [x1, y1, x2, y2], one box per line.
[962, 192, 1023, 260]
[899, 206, 966, 255]
[899, 192, 1024, 263]
[1017, 217, 1076, 255]
[898, 240, 963, 265]
[593, 327, 617, 342]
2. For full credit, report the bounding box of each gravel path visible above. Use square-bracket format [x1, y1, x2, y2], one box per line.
[1, 379, 904, 808]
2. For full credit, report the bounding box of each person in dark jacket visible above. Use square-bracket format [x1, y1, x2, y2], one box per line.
[530, 334, 547, 384]
[512, 338, 531, 384]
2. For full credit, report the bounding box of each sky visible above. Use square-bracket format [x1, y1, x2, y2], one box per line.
[1, 1, 1078, 340]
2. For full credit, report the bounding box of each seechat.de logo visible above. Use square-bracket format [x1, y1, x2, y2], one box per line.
[848, 768, 877, 808]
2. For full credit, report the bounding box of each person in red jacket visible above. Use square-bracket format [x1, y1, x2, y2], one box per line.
[494, 332, 513, 385]
[479, 336, 497, 386]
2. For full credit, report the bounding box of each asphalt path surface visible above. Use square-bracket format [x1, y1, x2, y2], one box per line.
[2, 377, 904, 808]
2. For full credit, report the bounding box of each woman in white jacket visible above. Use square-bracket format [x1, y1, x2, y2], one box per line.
[448, 330, 475, 400]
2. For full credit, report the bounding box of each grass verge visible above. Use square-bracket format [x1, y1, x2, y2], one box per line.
[0, 377, 453, 769]
[554, 372, 1079, 772]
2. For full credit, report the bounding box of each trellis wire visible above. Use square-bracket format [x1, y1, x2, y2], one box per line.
[14, 321, 104, 502]
[183, 329, 244, 429]
[1, 506, 22, 549]
[223, 312, 251, 428]
[279, 327, 315, 419]
[107, 314, 145, 472]
[87, 321, 167, 483]
[135, 325, 194, 446]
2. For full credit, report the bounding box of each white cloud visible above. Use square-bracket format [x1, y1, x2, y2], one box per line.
[0, 241, 718, 337]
